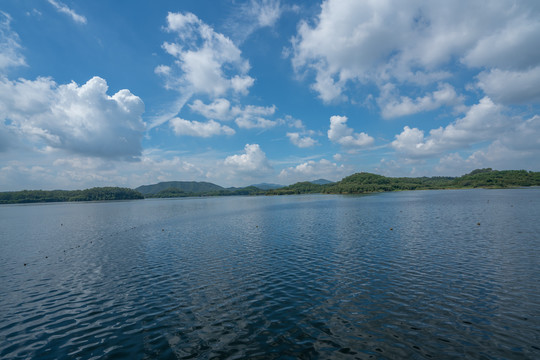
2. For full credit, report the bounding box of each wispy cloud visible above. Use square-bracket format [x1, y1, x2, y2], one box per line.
[226, 0, 282, 43]
[0, 12, 26, 71]
[48, 0, 87, 24]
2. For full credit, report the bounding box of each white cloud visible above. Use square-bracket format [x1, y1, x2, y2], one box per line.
[0, 150, 210, 191]
[0, 12, 26, 71]
[391, 97, 507, 158]
[154, 65, 171, 76]
[461, 17, 540, 70]
[476, 67, 540, 104]
[291, 0, 540, 104]
[278, 158, 349, 183]
[170, 118, 235, 137]
[379, 83, 463, 119]
[279, 114, 305, 129]
[252, 0, 282, 28]
[189, 98, 233, 121]
[190, 99, 277, 129]
[223, 143, 273, 177]
[47, 0, 87, 24]
[234, 104, 277, 129]
[286, 132, 317, 148]
[436, 115, 540, 174]
[328, 115, 374, 148]
[226, 0, 284, 43]
[159, 12, 254, 97]
[235, 115, 276, 129]
[0, 76, 145, 159]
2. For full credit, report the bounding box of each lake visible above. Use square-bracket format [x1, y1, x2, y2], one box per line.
[1, 189, 539, 359]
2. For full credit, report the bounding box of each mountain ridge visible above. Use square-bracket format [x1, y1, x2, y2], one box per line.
[135, 181, 224, 195]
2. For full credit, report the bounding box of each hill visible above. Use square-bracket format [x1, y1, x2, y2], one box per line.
[250, 183, 284, 190]
[267, 169, 540, 195]
[310, 179, 334, 185]
[135, 181, 224, 195]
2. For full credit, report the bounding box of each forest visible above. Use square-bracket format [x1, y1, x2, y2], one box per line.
[267, 169, 540, 195]
[0, 187, 144, 204]
[1, 169, 539, 203]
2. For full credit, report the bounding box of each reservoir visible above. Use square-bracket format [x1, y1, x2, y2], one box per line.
[1, 189, 539, 359]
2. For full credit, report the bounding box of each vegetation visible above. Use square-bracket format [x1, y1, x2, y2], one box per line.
[0, 187, 144, 204]
[136, 181, 224, 196]
[267, 169, 540, 195]
[148, 186, 266, 198]
[452, 169, 540, 188]
[1, 169, 538, 204]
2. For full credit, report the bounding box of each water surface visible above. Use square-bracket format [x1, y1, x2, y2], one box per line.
[1, 189, 539, 359]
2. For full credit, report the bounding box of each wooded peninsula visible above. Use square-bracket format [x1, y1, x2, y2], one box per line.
[1, 168, 539, 204]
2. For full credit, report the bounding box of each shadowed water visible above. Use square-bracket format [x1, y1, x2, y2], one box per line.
[1, 189, 539, 359]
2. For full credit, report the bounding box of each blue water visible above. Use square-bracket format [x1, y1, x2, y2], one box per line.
[1, 189, 539, 359]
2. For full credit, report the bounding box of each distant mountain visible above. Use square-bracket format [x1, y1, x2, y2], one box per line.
[310, 179, 334, 185]
[250, 183, 284, 190]
[135, 181, 224, 195]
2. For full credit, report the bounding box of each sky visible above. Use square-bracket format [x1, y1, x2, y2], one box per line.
[1, 0, 539, 190]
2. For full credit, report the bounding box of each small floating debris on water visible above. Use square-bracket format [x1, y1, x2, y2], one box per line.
[24, 263, 27, 266]
[390, 227, 393, 231]
[477, 222, 481, 226]
[162, 229, 164, 232]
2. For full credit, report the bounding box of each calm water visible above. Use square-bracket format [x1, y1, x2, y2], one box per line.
[1, 189, 539, 359]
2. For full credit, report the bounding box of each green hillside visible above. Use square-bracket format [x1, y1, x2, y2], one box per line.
[135, 181, 224, 195]
[268, 169, 540, 195]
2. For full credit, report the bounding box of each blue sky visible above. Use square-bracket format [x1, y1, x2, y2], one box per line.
[1, 0, 539, 190]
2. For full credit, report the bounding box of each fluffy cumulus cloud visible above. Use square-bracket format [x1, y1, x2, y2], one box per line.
[223, 143, 272, 176]
[286, 132, 317, 148]
[279, 158, 350, 183]
[158, 12, 254, 97]
[0, 12, 26, 71]
[170, 118, 235, 137]
[379, 83, 463, 119]
[391, 97, 508, 158]
[328, 115, 374, 148]
[190, 98, 233, 121]
[190, 98, 277, 129]
[291, 0, 540, 109]
[476, 67, 540, 104]
[0, 76, 145, 159]
[436, 114, 540, 173]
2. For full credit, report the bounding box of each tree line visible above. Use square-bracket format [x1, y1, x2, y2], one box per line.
[266, 169, 540, 195]
[1, 169, 539, 203]
[0, 187, 144, 204]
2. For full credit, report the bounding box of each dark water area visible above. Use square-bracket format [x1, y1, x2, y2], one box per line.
[1, 189, 539, 359]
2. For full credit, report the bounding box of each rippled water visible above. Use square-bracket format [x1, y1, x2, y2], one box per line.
[1, 189, 539, 359]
